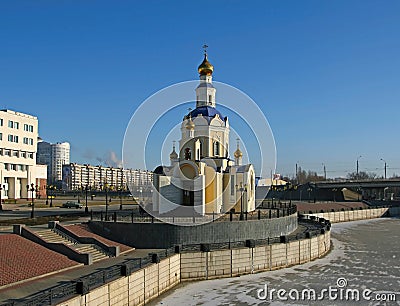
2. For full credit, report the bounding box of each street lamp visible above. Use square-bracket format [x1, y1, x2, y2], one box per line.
[322, 163, 327, 180]
[0, 185, 4, 211]
[27, 183, 37, 218]
[49, 185, 55, 207]
[46, 185, 49, 206]
[77, 186, 81, 203]
[236, 183, 247, 221]
[102, 183, 109, 220]
[84, 184, 89, 213]
[380, 158, 387, 179]
[356, 155, 362, 180]
[118, 187, 123, 210]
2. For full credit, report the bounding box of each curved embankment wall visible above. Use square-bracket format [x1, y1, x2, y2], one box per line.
[57, 228, 330, 306]
[305, 206, 399, 223]
[87, 213, 298, 249]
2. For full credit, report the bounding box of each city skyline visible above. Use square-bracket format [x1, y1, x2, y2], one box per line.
[1, 1, 399, 178]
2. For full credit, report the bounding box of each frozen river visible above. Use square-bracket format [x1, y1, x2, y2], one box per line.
[150, 218, 400, 305]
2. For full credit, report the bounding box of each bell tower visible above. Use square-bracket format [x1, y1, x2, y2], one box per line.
[196, 45, 216, 108]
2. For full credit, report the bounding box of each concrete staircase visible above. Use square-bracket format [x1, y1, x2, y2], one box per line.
[35, 229, 109, 262]
[35, 229, 75, 246]
[74, 244, 108, 261]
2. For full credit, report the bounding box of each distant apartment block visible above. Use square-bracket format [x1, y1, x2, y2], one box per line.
[62, 163, 153, 191]
[37, 140, 70, 183]
[0, 109, 46, 199]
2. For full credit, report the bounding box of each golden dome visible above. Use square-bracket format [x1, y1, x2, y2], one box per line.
[198, 54, 214, 76]
[186, 117, 195, 130]
[234, 138, 243, 158]
[234, 148, 243, 158]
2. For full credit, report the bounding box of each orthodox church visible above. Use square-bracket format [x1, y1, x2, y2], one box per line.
[152, 50, 256, 217]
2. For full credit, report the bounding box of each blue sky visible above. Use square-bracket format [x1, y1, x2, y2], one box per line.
[1, 1, 399, 178]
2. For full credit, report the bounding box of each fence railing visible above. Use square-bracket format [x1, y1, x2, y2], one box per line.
[88, 203, 297, 224]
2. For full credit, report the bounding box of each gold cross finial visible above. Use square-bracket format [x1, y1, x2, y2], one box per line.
[203, 44, 208, 55]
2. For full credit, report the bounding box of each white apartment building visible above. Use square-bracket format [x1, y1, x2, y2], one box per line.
[37, 140, 70, 183]
[0, 109, 39, 199]
[62, 163, 153, 191]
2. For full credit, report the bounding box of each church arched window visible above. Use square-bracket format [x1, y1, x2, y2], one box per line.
[214, 141, 220, 156]
[184, 148, 191, 160]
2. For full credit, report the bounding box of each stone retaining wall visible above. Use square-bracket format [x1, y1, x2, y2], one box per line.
[58, 254, 180, 306]
[180, 230, 330, 280]
[57, 230, 330, 306]
[305, 207, 390, 223]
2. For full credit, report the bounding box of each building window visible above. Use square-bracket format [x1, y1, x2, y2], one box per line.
[0, 119, 3, 126]
[8, 120, 13, 128]
[5, 150, 10, 156]
[29, 138, 33, 145]
[28, 152, 33, 159]
[209, 95, 212, 104]
[23, 137, 28, 144]
[24, 124, 33, 132]
[0, 133, 2, 140]
[13, 150, 19, 157]
[7, 135, 18, 143]
[14, 122, 19, 129]
[21, 151, 26, 158]
[0, 149, 3, 156]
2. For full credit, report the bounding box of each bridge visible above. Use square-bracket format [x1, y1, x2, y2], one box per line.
[311, 179, 400, 189]
[264, 179, 400, 202]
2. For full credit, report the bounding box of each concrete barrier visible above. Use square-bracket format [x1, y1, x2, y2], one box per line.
[305, 207, 390, 223]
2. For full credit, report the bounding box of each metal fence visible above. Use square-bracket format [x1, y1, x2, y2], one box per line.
[88, 203, 297, 224]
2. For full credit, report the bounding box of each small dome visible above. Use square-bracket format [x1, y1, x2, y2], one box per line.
[170, 149, 178, 160]
[234, 148, 243, 158]
[186, 117, 195, 130]
[198, 54, 214, 76]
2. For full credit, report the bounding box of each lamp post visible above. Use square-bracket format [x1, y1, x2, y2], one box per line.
[139, 187, 143, 207]
[104, 183, 109, 220]
[84, 184, 89, 213]
[119, 187, 123, 210]
[46, 185, 49, 205]
[236, 183, 247, 221]
[49, 185, 54, 207]
[380, 158, 387, 179]
[0, 185, 4, 211]
[77, 186, 81, 203]
[322, 163, 326, 180]
[27, 183, 36, 218]
[356, 155, 362, 180]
